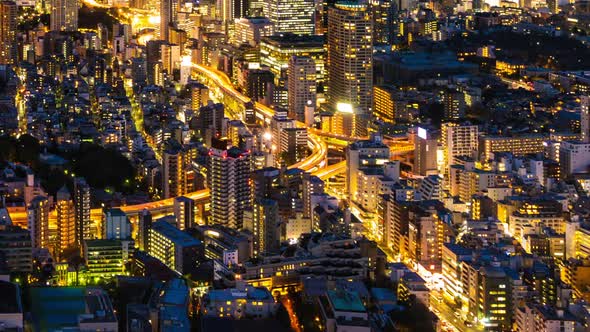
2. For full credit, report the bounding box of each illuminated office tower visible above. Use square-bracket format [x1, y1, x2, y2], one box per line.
[0, 1, 16, 65]
[160, 0, 179, 41]
[190, 82, 210, 110]
[303, 174, 324, 218]
[246, 198, 280, 256]
[373, 85, 396, 123]
[442, 123, 478, 175]
[260, 35, 326, 87]
[27, 196, 49, 249]
[287, 56, 317, 125]
[346, 134, 390, 202]
[443, 89, 465, 121]
[234, 17, 273, 47]
[174, 196, 196, 230]
[148, 220, 203, 274]
[270, 110, 294, 157]
[73, 177, 91, 246]
[581, 95, 589, 143]
[138, 209, 152, 251]
[208, 143, 252, 229]
[162, 140, 189, 199]
[56, 186, 76, 256]
[414, 127, 438, 176]
[370, 0, 396, 44]
[327, 2, 373, 137]
[216, 0, 249, 24]
[50, 0, 78, 31]
[264, 0, 315, 35]
[279, 127, 308, 165]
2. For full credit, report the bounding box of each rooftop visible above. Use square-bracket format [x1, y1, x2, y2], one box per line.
[152, 221, 202, 247]
[327, 290, 366, 313]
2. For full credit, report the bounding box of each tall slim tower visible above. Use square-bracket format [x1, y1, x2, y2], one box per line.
[0, 1, 16, 65]
[73, 177, 91, 247]
[581, 95, 589, 143]
[288, 56, 317, 124]
[160, 0, 179, 41]
[208, 144, 252, 229]
[162, 140, 189, 199]
[50, 0, 78, 31]
[327, 2, 373, 137]
[27, 196, 49, 249]
[56, 186, 75, 257]
[264, 0, 315, 35]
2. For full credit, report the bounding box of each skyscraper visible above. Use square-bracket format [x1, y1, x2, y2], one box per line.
[327, 2, 373, 137]
[73, 177, 91, 247]
[581, 95, 589, 143]
[50, 0, 78, 32]
[414, 127, 438, 176]
[174, 196, 196, 230]
[442, 123, 478, 176]
[288, 56, 317, 125]
[0, 1, 16, 65]
[162, 140, 189, 199]
[27, 196, 49, 249]
[217, 0, 249, 24]
[208, 143, 252, 229]
[56, 186, 75, 257]
[264, 0, 315, 35]
[160, 0, 179, 41]
[138, 209, 152, 251]
[246, 198, 280, 256]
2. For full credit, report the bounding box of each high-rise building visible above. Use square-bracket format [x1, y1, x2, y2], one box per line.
[270, 110, 294, 155]
[346, 134, 390, 202]
[102, 208, 131, 240]
[193, 102, 224, 141]
[287, 56, 317, 125]
[73, 177, 91, 247]
[138, 209, 152, 251]
[174, 196, 196, 230]
[414, 127, 438, 176]
[246, 198, 280, 256]
[189, 82, 210, 111]
[56, 186, 76, 256]
[559, 140, 590, 177]
[327, 2, 373, 137]
[50, 0, 78, 32]
[160, 0, 179, 41]
[148, 220, 203, 274]
[279, 127, 308, 165]
[443, 89, 465, 121]
[84, 239, 133, 278]
[0, 1, 16, 65]
[581, 95, 589, 143]
[303, 174, 324, 218]
[208, 143, 252, 229]
[373, 85, 396, 123]
[217, 0, 249, 23]
[442, 123, 478, 174]
[234, 17, 273, 47]
[162, 140, 189, 199]
[370, 0, 396, 44]
[260, 34, 326, 88]
[264, 0, 315, 35]
[27, 196, 49, 249]
[27, 196, 49, 248]
[0, 223, 32, 273]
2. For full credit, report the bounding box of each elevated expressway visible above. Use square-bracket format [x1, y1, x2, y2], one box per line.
[8, 65, 349, 226]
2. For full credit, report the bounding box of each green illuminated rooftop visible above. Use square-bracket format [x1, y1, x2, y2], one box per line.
[327, 290, 366, 313]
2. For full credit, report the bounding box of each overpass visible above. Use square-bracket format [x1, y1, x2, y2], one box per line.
[7, 64, 348, 226]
